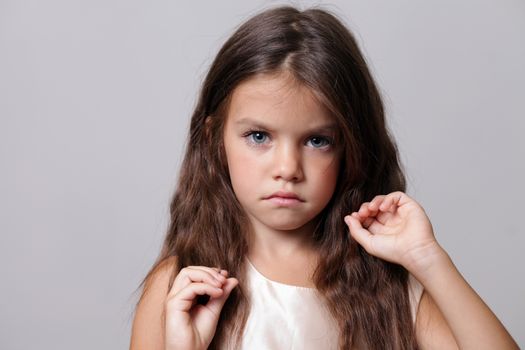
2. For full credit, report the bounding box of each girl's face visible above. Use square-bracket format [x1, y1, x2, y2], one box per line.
[222, 72, 340, 232]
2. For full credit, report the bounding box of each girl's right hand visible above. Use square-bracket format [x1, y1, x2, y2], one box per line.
[164, 266, 239, 350]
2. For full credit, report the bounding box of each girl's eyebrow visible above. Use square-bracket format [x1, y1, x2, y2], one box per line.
[235, 118, 271, 130]
[234, 117, 337, 133]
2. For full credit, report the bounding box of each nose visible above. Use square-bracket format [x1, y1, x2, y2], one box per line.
[272, 142, 304, 182]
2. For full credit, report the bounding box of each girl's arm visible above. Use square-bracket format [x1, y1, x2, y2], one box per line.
[130, 257, 177, 350]
[344, 191, 519, 350]
[412, 243, 517, 349]
[130, 256, 238, 350]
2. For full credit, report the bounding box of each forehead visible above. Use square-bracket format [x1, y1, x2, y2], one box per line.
[225, 72, 335, 127]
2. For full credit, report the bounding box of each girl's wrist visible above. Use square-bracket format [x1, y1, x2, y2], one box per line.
[403, 240, 452, 283]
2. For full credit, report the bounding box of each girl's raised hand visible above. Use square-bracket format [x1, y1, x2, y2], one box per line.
[164, 266, 238, 350]
[344, 191, 444, 275]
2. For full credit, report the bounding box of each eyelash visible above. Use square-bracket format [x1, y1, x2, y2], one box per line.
[242, 130, 335, 149]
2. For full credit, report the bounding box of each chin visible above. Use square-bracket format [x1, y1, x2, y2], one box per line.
[268, 222, 305, 231]
[262, 215, 317, 231]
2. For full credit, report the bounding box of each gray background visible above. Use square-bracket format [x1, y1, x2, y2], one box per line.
[1, 0, 523, 348]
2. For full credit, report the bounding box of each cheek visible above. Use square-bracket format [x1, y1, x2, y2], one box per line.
[226, 144, 262, 191]
[308, 157, 339, 197]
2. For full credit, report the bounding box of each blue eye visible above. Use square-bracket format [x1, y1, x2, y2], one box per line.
[307, 136, 332, 148]
[246, 131, 269, 144]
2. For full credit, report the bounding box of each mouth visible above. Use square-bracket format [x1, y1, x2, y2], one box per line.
[264, 190, 305, 205]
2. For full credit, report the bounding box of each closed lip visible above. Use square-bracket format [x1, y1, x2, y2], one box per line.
[265, 190, 304, 202]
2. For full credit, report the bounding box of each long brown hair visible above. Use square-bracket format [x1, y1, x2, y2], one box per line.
[134, 5, 417, 349]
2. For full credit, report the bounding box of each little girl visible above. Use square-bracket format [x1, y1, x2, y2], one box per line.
[130, 5, 518, 350]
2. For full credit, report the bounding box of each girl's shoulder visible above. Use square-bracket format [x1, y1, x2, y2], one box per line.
[130, 256, 179, 350]
[143, 256, 179, 291]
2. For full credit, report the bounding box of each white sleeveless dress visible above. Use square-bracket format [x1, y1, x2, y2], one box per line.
[225, 257, 424, 349]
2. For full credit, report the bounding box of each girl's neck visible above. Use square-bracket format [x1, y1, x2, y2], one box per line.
[246, 216, 319, 264]
[246, 222, 320, 289]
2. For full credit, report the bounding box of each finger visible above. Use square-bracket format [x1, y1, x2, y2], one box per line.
[351, 210, 374, 229]
[358, 202, 371, 217]
[352, 207, 393, 234]
[363, 216, 374, 229]
[379, 191, 407, 212]
[190, 267, 228, 285]
[352, 205, 378, 227]
[187, 266, 223, 275]
[182, 267, 230, 287]
[345, 214, 374, 254]
[379, 194, 397, 213]
[171, 268, 226, 296]
[366, 218, 388, 235]
[206, 277, 239, 314]
[168, 282, 225, 313]
[367, 195, 386, 216]
[182, 267, 226, 284]
[346, 214, 397, 260]
[375, 210, 395, 225]
[188, 269, 230, 309]
[359, 198, 387, 219]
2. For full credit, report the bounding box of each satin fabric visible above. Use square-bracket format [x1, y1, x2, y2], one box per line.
[224, 258, 424, 349]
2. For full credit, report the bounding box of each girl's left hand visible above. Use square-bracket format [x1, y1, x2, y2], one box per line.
[344, 191, 444, 274]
